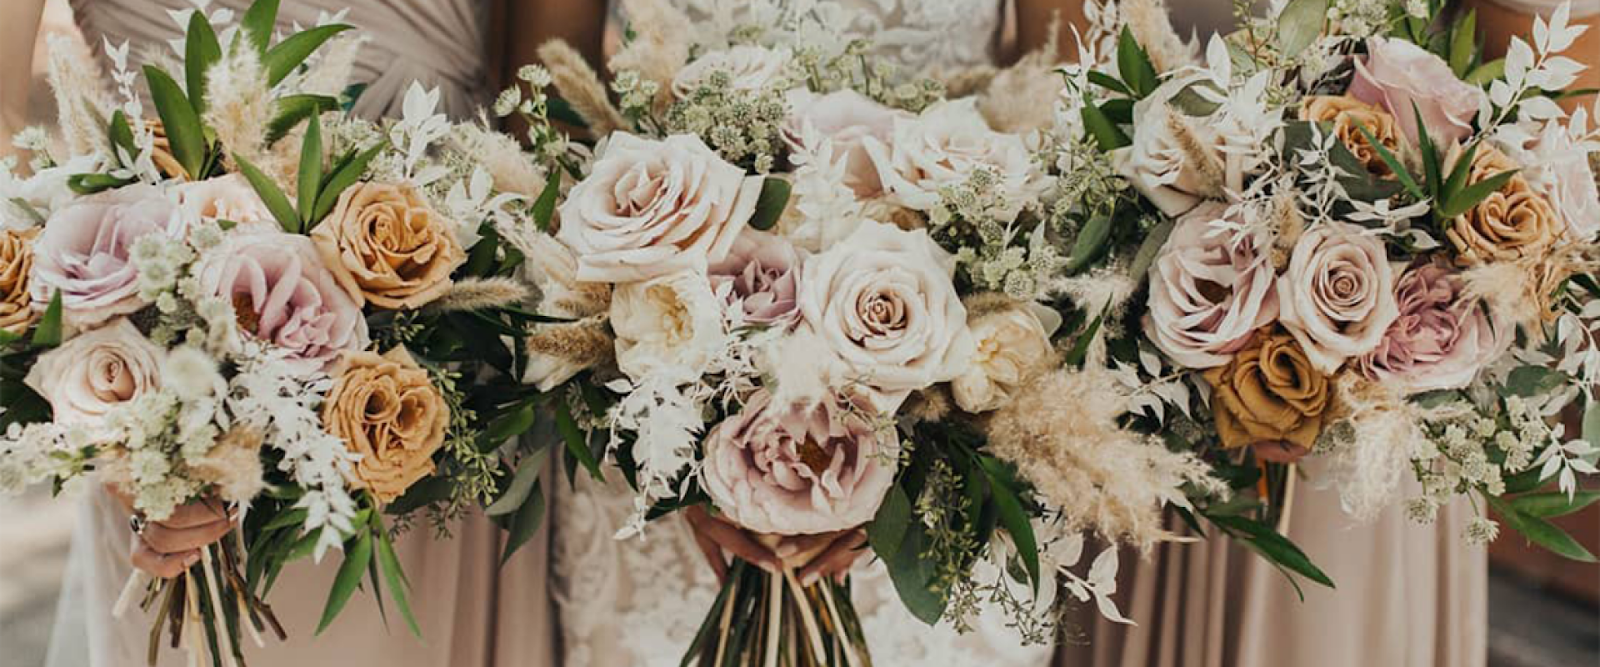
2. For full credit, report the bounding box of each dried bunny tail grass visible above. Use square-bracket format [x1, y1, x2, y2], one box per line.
[978, 14, 1060, 132]
[523, 316, 615, 391]
[296, 33, 367, 97]
[538, 40, 627, 138]
[1121, 0, 1195, 73]
[1048, 268, 1138, 366]
[46, 34, 111, 157]
[1462, 244, 1596, 336]
[427, 277, 532, 313]
[450, 121, 549, 198]
[985, 367, 1225, 549]
[190, 426, 267, 507]
[205, 48, 279, 178]
[518, 232, 611, 318]
[1316, 375, 1455, 521]
[1166, 109, 1226, 196]
[941, 66, 999, 99]
[609, 0, 692, 114]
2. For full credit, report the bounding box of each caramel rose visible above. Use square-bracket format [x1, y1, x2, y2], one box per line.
[1202, 330, 1330, 451]
[313, 182, 466, 310]
[0, 227, 39, 333]
[323, 347, 450, 504]
[1299, 96, 1404, 178]
[1445, 145, 1560, 264]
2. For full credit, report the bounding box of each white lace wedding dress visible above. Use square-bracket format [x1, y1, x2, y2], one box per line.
[548, 2, 1052, 666]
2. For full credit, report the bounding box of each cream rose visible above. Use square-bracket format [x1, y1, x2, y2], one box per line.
[609, 271, 727, 379]
[798, 220, 973, 407]
[313, 182, 465, 310]
[951, 295, 1060, 413]
[783, 89, 904, 199]
[672, 45, 791, 97]
[24, 318, 164, 423]
[1113, 78, 1237, 217]
[323, 347, 450, 504]
[556, 133, 762, 283]
[1145, 203, 1279, 368]
[1277, 220, 1401, 372]
[0, 227, 39, 333]
[174, 174, 274, 228]
[863, 99, 1041, 220]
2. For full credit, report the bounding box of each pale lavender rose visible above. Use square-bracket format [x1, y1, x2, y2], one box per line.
[29, 184, 183, 326]
[708, 229, 802, 326]
[556, 133, 761, 283]
[1356, 260, 1506, 394]
[783, 89, 904, 198]
[24, 318, 163, 423]
[700, 389, 895, 535]
[1144, 203, 1279, 368]
[1348, 37, 1487, 145]
[193, 230, 369, 368]
[1277, 220, 1401, 373]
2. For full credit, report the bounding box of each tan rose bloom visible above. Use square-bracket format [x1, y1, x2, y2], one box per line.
[1299, 95, 1404, 178]
[1445, 146, 1560, 264]
[145, 120, 188, 181]
[0, 228, 40, 333]
[1202, 330, 1330, 451]
[313, 182, 466, 310]
[323, 347, 450, 504]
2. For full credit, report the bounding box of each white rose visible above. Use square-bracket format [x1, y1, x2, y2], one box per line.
[24, 318, 164, 424]
[556, 133, 762, 283]
[951, 298, 1061, 413]
[1112, 77, 1239, 217]
[784, 89, 905, 198]
[173, 174, 274, 228]
[863, 99, 1041, 220]
[798, 220, 974, 408]
[672, 45, 791, 98]
[1499, 119, 1600, 243]
[610, 271, 728, 379]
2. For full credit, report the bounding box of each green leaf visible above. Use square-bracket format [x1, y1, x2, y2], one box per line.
[107, 111, 137, 165]
[1414, 105, 1442, 198]
[1086, 70, 1131, 96]
[1208, 513, 1335, 588]
[239, 0, 279, 54]
[485, 451, 545, 517]
[311, 142, 384, 223]
[1081, 96, 1130, 150]
[1449, 10, 1478, 77]
[263, 25, 353, 88]
[554, 402, 603, 481]
[0, 328, 22, 347]
[1065, 214, 1113, 274]
[747, 177, 790, 232]
[1353, 122, 1423, 199]
[316, 528, 374, 634]
[143, 66, 206, 180]
[1440, 169, 1519, 219]
[1277, 0, 1328, 57]
[374, 530, 422, 638]
[1509, 490, 1600, 518]
[1504, 365, 1567, 397]
[1466, 59, 1505, 86]
[883, 526, 946, 625]
[1063, 302, 1109, 367]
[866, 485, 912, 562]
[184, 11, 222, 114]
[1128, 220, 1174, 281]
[531, 169, 561, 232]
[383, 475, 453, 516]
[1116, 27, 1158, 98]
[481, 403, 537, 452]
[1440, 141, 1481, 201]
[233, 154, 300, 233]
[265, 94, 340, 144]
[988, 474, 1040, 591]
[1486, 494, 1597, 562]
[545, 97, 589, 129]
[500, 480, 546, 564]
[260, 508, 308, 532]
[297, 113, 322, 224]
[31, 291, 63, 348]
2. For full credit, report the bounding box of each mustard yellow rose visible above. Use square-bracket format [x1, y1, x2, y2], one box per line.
[0, 227, 39, 333]
[323, 347, 450, 504]
[1202, 330, 1330, 451]
[1299, 95, 1404, 179]
[313, 182, 466, 310]
[1445, 146, 1560, 264]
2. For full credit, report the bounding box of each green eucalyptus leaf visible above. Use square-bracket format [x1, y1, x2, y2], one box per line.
[1277, 0, 1329, 57]
[144, 66, 206, 180]
[867, 485, 912, 562]
[748, 177, 791, 232]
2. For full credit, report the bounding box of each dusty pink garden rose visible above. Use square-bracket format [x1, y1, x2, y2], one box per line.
[556, 133, 761, 283]
[1144, 203, 1279, 368]
[24, 318, 163, 423]
[174, 174, 274, 228]
[1356, 260, 1506, 394]
[700, 389, 895, 535]
[708, 229, 803, 327]
[783, 89, 903, 198]
[193, 230, 369, 368]
[1277, 220, 1401, 372]
[1348, 37, 1487, 145]
[29, 184, 183, 326]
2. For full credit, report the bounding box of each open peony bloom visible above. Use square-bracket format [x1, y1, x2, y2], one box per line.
[1277, 220, 1400, 372]
[1145, 203, 1279, 369]
[29, 184, 183, 326]
[700, 389, 895, 535]
[556, 133, 761, 283]
[193, 231, 369, 369]
[1356, 260, 1507, 394]
[708, 229, 803, 327]
[783, 89, 904, 199]
[1348, 37, 1486, 145]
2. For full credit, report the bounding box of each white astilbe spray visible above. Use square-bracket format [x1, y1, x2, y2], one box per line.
[227, 343, 359, 560]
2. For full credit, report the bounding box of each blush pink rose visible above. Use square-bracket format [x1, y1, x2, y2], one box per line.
[708, 229, 803, 327]
[1356, 260, 1507, 394]
[1348, 37, 1487, 145]
[783, 89, 904, 198]
[700, 389, 895, 535]
[193, 230, 369, 368]
[24, 317, 163, 423]
[29, 184, 183, 326]
[174, 175, 274, 228]
[1144, 203, 1279, 368]
[1277, 220, 1401, 373]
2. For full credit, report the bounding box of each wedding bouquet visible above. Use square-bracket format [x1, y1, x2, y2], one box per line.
[0, 1, 552, 665]
[1048, 0, 1600, 582]
[502, 0, 1227, 663]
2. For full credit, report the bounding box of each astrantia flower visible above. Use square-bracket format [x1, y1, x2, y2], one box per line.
[29, 184, 183, 326]
[1356, 260, 1506, 395]
[863, 99, 1041, 221]
[1277, 220, 1400, 372]
[1144, 203, 1279, 369]
[609, 271, 728, 379]
[708, 229, 803, 327]
[700, 389, 895, 535]
[24, 318, 164, 424]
